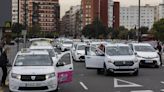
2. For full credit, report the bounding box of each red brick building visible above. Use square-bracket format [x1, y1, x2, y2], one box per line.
[81, 0, 108, 27]
[113, 2, 120, 30]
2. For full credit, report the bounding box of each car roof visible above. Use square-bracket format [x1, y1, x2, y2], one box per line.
[17, 49, 49, 56]
[130, 43, 151, 46]
[106, 43, 129, 47]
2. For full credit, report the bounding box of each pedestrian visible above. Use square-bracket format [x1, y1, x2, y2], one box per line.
[0, 48, 9, 86]
[156, 41, 162, 66]
[98, 44, 105, 52]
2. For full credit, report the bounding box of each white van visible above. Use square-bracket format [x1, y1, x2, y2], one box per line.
[85, 44, 139, 76]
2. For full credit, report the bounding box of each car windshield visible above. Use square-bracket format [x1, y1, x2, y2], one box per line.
[106, 46, 133, 56]
[134, 45, 155, 52]
[77, 45, 86, 50]
[14, 55, 53, 66]
[64, 41, 72, 44]
[31, 49, 56, 57]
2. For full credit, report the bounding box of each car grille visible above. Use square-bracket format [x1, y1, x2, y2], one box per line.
[21, 75, 46, 81]
[114, 61, 134, 66]
[19, 86, 48, 90]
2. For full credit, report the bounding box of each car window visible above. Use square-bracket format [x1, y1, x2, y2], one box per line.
[77, 45, 86, 50]
[134, 45, 155, 52]
[106, 46, 133, 56]
[15, 55, 53, 66]
[58, 53, 71, 65]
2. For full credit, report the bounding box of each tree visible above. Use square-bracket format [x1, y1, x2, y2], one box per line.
[140, 26, 149, 34]
[82, 18, 108, 39]
[27, 24, 41, 38]
[153, 19, 164, 41]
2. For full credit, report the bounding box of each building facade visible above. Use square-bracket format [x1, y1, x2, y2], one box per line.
[12, 0, 18, 24]
[120, 5, 155, 30]
[113, 2, 120, 30]
[19, 0, 60, 31]
[81, 0, 108, 27]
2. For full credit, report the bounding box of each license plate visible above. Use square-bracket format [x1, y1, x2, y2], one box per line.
[145, 60, 153, 63]
[26, 83, 41, 87]
[119, 66, 129, 69]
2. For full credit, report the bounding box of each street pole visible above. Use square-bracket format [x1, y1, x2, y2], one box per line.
[138, 0, 141, 42]
[17, 0, 20, 51]
[24, 0, 27, 48]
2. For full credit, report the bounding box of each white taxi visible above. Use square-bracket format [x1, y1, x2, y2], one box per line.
[72, 43, 87, 62]
[9, 49, 73, 92]
[60, 39, 73, 52]
[85, 44, 139, 76]
[129, 43, 160, 68]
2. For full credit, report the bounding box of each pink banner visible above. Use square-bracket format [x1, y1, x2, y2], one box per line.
[58, 71, 73, 84]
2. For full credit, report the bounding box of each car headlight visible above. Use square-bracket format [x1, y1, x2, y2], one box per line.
[77, 53, 82, 55]
[11, 73, 21, 80]
[108, 60, 113, 63]
[134, 59, 138, 63]
[153, 55, 159, 58]
[136, 55, 143, 58]
[46, 73, 55, 79]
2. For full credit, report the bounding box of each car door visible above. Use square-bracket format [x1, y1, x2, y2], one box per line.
[85, 46, 105, 69]
[56, 51, 73, 84]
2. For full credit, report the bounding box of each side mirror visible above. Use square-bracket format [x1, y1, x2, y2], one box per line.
[56, 62, 65, 67]
[134, 52, 137, 55]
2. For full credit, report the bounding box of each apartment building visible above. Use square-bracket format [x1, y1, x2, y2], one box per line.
[120, 4, 155, 30]
[12, 0, 18, 24]
[18, 0, 60, 31]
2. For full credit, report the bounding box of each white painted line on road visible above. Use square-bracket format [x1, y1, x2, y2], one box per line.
[161, 89, 164, 91]
[80, 82, 88, 90]
[131, 90, 153, 92]
[161, 81, 164, 84]
[114, 78, 142, 88]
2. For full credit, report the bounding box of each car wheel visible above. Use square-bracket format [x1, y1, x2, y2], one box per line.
[133, 70, 139, 76]
[155, 65, 160, 68]
[97, 69, 103, 75]
[104, 64, 109, 76]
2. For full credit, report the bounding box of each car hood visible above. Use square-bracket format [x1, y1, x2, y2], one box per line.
[77, 50, 85, 55]
[107, 55, 136, 61]
[11, 66, 55, 75]
[62, 44, 72, 47]
[136, 52, 158, 58]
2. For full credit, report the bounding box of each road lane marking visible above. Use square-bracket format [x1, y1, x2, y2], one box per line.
[131, 90, 153, 92]
[80, 82, 88, 90]
[161, 81, 164, 84]
[114, 78, 142, 88]
[161, 89, 164, 91]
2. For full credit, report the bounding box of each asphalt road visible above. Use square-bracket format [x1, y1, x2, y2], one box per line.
[1, 45, 164, 92]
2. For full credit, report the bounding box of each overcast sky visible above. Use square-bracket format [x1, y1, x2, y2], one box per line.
[60, 0, 163, 18]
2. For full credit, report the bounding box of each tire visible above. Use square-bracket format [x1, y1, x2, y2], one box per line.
[155, 65, 160, 68]
[97, 69, 102, 75]
[104, 64, 109, 76]
[133, 70, 139, 76]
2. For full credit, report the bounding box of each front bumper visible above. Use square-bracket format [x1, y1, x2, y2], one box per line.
[106, 62, 139, 74]
[137, 57, 160, 66]
[74, 55, 85, 61]
[9, 77, 58, 92]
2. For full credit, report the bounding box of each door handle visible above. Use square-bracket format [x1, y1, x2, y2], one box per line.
[69, 67, 72, 69]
